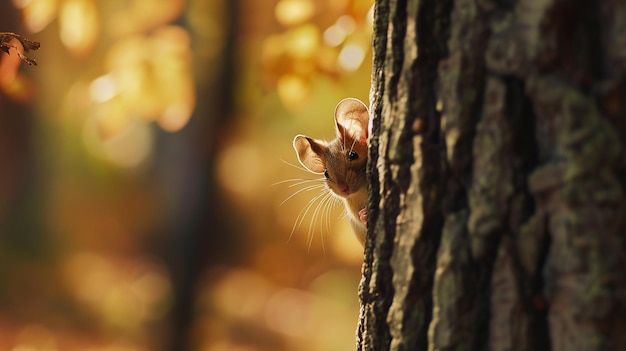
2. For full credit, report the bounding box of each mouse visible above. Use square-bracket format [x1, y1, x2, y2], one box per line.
[293, 98, 369, 245]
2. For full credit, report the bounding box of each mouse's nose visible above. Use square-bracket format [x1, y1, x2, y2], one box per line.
[338, 182, 350, 194]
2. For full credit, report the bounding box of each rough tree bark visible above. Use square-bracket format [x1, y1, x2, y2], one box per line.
[358, 0, 626, 350]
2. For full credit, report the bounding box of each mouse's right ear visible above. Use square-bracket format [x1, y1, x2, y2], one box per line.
[334, 98, 369, 142]
[293, 135, 326, 174]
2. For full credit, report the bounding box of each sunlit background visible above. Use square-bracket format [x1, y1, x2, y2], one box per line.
[0, 0, 373, 350]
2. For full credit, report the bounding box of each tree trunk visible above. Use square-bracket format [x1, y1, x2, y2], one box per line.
[358, 0, 626, 350]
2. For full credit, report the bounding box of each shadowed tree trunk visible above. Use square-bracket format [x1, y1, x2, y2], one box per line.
[358, 0, 626, 350]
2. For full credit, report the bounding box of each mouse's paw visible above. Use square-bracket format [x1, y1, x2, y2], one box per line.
[358, 208, 368, 225]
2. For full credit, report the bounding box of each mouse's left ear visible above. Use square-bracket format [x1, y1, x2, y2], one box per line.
[334, 98, 369, 142]
[293, 135, 327, 174]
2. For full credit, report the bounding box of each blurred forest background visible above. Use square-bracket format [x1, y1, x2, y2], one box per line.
[0, 0, 373, 350]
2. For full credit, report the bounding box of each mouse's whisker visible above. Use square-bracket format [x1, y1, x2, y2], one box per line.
[323, 193, 339, 239]
[349, 137, 358, 153]
[322, 196, 336, 254]
[307, 197, 323, 253]
[308, 189, 335, 254]
[290, 190, 327, 243]
[311, 190, 345, 255]
[299, 192, 325, 251]
[280, 159, 312, 173]
[271, 178, 322, 186]
[287, 179, 325, 188]
[280, 184, 325, 206]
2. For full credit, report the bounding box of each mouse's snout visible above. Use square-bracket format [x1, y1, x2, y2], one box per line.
[338, 182, 350, 195]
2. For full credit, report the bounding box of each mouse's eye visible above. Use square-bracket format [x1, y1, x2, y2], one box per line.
[348, 151, 359, 161]
[323, 170, 330, 179]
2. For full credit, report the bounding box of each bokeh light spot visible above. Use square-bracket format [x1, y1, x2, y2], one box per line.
[322, 25, 347, 47]
[338, 43, 365, 72]
[264, 289, 314, 337]
[158, 102, 193, 132]
[209, 269, 271, 319]
[59, 0, 99, 56]
[277, 74, 309, 109]
[367, 4, 375, 28]
[89, 74, 118, 103]
[336, 15, 356, 33]
[21, 0, 57, 33]
[12, 0, 33, 8]
[83, 117, 153, 168]
[275, 0, 315, 27]
[102, 120, 153, 168]
[217, 142, 263, 198]
[286, 24, 319, 59]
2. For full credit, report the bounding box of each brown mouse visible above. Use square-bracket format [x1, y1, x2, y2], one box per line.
[293, 98, 369, 245]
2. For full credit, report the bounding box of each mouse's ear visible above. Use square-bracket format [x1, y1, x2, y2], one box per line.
[293, 135, 327, 173]
[334, 98, 369, 142]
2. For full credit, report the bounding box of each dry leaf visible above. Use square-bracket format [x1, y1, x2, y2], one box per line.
[0, 32, 40, 66]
